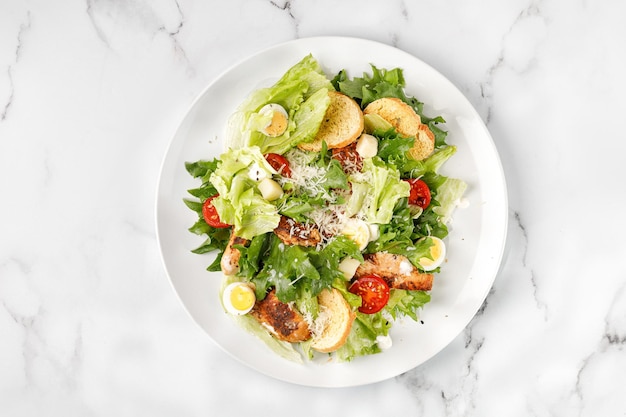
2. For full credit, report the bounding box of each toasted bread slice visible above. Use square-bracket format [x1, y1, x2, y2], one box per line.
[363, 97, 421, 137]
[311, 288, 356, 353]
[407, 123, 435, 161]
[298, 91, 364, 152]
[363, 97, 435, 161]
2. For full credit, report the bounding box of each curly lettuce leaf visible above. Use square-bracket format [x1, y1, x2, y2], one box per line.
[333, 64, 448, 148]
[360, 158, 410, 224]
[335, 312, 391, 362]
[385, 289, 431, 321]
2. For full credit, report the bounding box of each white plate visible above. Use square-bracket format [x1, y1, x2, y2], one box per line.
[156, 36, 508, 387]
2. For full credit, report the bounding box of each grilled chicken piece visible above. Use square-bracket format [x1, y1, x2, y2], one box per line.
[220, 232, 249, 275]
[250, 289, 311, 343]
[273, 215, 321, 247]
[355, 252, 433, 291]
[332, 142, 363, 173]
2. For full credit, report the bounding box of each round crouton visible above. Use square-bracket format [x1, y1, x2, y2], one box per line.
[407, 123, 435, 161]
[363, 97, 421, 137]
[311, 288, 356, 353]
[364, 97, 435, 161]
[298, 91, 364, 152]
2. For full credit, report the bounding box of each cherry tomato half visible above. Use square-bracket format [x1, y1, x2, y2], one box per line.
[406, 178, 431, 209]
[265, 153, 292, 177]
[349, 274, 390, 314]
[202, 195, 230, 228]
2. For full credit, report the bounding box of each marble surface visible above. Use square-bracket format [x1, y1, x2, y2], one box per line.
[1, 0, 625, 415]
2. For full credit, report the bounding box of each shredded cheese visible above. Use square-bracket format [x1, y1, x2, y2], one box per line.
[281, 149, 336, 201]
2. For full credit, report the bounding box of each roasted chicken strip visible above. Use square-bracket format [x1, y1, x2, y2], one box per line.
[273, 215, 321, 247]
[355, 252, 433, 291]
[220, 232, 249, 275]
[249, 289, 311, 343]
[332, 141, 362, 173]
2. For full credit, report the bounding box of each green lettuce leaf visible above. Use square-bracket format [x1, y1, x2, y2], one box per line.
[183, 159, 231, 257]
[226, 55, 333, 153]
[333, 64, 448, 150]
[333, 64, 421, 113]
[209, 147, 281, 239]
[360, 158, 410, 224]
[433, 177, 467, 224]
[335, 312, 391, 361]
[251, 234, 362, 303]
[385, 289, 431, 321]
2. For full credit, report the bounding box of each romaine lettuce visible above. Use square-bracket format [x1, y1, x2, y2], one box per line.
[226, 55, 333, 154]
[335, 313, 391, 361]
[360, 158, 410, 224]
[433, 177, 467, 224]
[209, 147, 281, 239]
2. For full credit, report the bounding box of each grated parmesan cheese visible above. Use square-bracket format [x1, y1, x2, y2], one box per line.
[281, 149, 336, 201]
[310, 305, 331, 338]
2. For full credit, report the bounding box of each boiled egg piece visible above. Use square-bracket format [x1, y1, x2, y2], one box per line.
[222, 282, 256, 315]
[258, 103, 288, 137]
[418, 236, 446, 271]
[342, 218, 370, 251]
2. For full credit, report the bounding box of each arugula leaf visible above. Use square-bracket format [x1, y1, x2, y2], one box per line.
[321, 158, 349, 191]
[308, 236, 362, 295]
[237, 233, 271, 279]
[251, 234, 319, 302]
[183, 160, 232, 259]
[185, 159, 219, 181]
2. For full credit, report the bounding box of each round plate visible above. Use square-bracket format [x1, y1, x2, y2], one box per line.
[156, 36, 508, 387]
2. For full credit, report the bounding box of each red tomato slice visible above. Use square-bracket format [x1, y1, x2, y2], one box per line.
[349, 274, 390, 314]
[406, 178, 431, 209]
[265, 153, 292, 177]
[202, 195, 230, 228]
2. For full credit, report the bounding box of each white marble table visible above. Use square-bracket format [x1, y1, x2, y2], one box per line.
[1, 1, 625, 415]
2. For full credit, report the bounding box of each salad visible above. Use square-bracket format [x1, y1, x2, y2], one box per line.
[184, 55, 466, 362]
